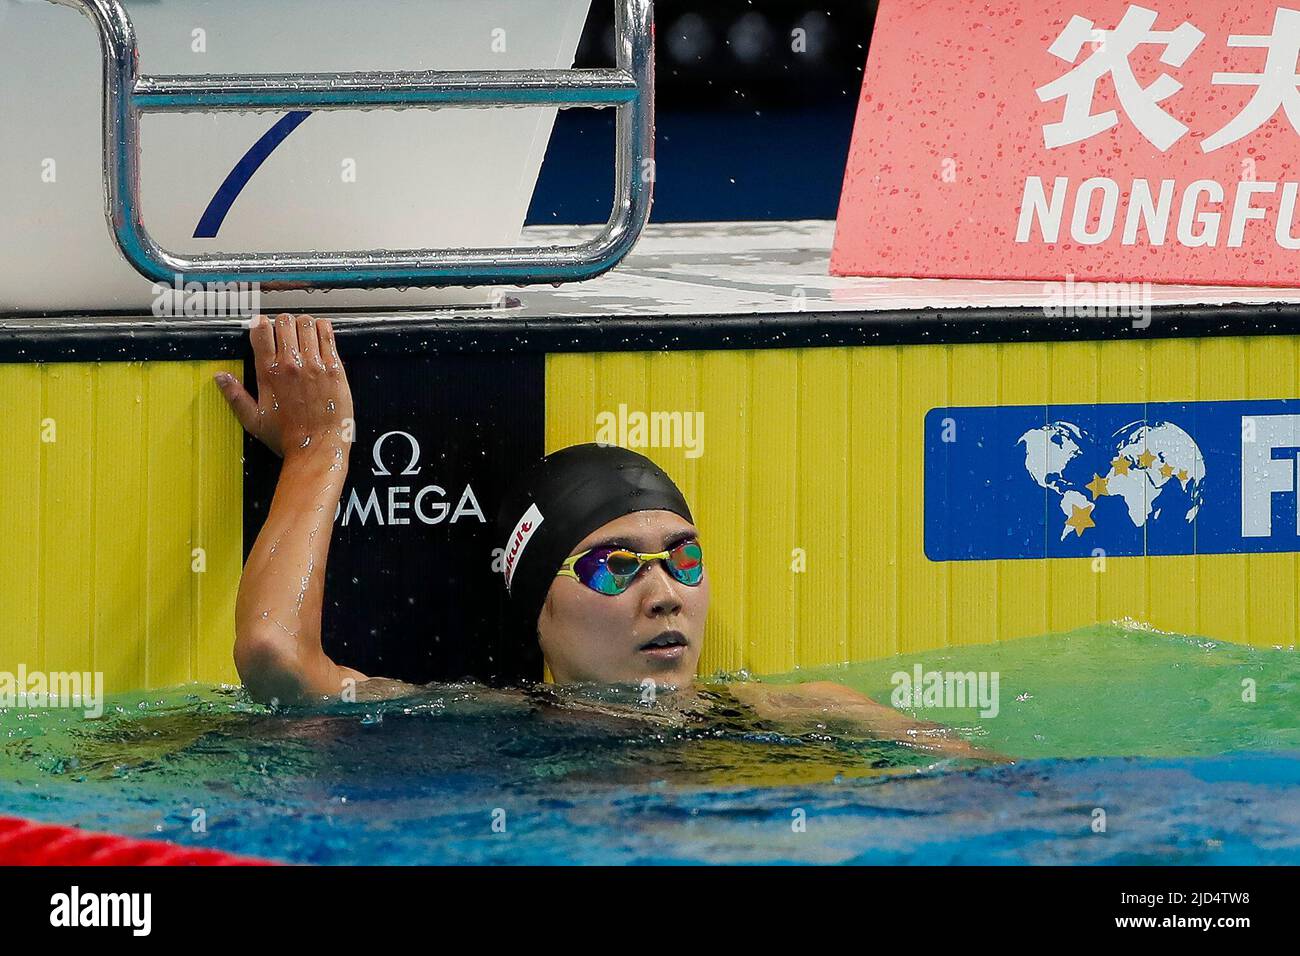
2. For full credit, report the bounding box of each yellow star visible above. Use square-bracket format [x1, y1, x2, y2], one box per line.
[1159, 463, 1175, 479]
[1137, 449, 1158, 469]
[1177, 469, 1189, 484]
[1065, 503, 1096, 537]
[1086, 474, 1110, 499]
[1111, 457, 1131, 476]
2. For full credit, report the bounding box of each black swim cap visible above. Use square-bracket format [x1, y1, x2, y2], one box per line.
[496, 443, 695, 636]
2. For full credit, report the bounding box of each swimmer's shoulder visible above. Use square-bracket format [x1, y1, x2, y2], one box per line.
[674, 681, 769, 728]
[519, 682, 725, 728]
[349, 677, 425, 702]
[345, 678, 536, 711]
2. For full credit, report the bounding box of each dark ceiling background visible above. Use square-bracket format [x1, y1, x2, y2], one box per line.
[527, 1, 880, 224]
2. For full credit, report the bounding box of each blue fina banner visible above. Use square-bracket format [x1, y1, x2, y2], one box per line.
[925, 400, 1300, 561]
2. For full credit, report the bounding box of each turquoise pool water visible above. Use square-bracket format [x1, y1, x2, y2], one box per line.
[1, 625, 1296, 864]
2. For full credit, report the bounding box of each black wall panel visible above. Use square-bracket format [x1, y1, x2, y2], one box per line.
[244, 352, 546, 686]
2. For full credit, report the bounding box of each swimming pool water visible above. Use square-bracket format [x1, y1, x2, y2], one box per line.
[1, 624, 1296, 864]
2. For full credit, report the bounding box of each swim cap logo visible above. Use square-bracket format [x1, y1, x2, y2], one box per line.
[503, 504, 544, 592]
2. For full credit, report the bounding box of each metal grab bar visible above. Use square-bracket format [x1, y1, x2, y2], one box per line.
[51, 0, 655, 290]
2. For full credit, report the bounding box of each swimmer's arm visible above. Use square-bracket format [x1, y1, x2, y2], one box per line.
[233, 447, 369, 704]
[220, 315, 411, 705]
[234, 472, 479, 702]
[729, 682, 1013, 763]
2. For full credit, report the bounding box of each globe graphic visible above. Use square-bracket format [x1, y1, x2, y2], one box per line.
[1018, 420, 1206, 541]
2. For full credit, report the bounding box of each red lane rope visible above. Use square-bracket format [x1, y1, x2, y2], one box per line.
[0, 816, 276, 866]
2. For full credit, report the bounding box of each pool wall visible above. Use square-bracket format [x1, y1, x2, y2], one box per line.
[548, 336, 1300, 674]
[3, 318, 1298, 694]
[0, 359, 241, 688]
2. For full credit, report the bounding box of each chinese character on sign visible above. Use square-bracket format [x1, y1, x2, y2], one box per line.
[1036, 5, 1204, 151]
[1038, 4, 1300, 154]
[1202, 7, 1300, 152]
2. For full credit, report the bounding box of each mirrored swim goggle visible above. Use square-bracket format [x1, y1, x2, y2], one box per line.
[556, 540, 705, 595]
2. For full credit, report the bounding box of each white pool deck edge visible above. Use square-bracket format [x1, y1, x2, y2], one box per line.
[7, 219, 1300, 328]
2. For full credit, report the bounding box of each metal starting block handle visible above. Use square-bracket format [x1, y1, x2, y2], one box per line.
[52, 0, 655, 290]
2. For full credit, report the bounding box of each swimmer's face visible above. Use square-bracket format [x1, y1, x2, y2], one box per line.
[537, 510, 708, 689]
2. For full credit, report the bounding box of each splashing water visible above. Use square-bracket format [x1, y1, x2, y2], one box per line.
[0, 625, 1295, 864]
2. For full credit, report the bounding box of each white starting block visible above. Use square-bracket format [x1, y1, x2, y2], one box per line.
[0, 0, 655, 314]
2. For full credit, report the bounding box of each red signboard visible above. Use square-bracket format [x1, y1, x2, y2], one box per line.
[832, 1, 1300, 286]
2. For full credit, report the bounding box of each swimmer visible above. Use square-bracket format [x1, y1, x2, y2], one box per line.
[216, 314, 1010, 763]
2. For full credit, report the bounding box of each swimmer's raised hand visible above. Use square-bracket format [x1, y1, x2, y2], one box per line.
[214, 313, 355, 462]
[221, 314, 374, 705]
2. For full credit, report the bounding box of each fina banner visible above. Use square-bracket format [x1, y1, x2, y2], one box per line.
[833, 1, 1300, 285]
[925, 400, 1300, 560]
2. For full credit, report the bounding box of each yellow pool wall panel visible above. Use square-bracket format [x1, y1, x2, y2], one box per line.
[546, 337, 1300, 678]
[2, 337, 1294, 696]
[0, 361, 242, 693]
